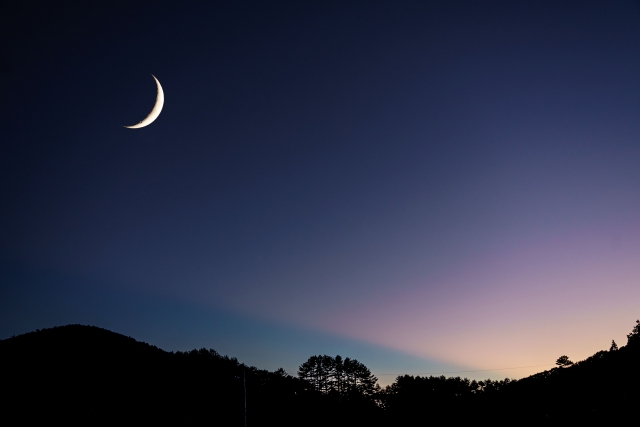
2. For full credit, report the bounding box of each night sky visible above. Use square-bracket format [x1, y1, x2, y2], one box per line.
[2, 1, 640, 383]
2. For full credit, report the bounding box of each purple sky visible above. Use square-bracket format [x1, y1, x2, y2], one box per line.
[2, 0, 640, 382]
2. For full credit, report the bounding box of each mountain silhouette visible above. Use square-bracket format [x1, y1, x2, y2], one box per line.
[2, 323, 639, 425]
[1, 325, 303, 425]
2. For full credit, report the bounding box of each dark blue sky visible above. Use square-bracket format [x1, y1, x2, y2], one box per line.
[2, 1, 640, 381]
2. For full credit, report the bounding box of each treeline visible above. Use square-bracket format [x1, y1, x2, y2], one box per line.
[2, 321, 640, 425]
[378, 319, 640, 424]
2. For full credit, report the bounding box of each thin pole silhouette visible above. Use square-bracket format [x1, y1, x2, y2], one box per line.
[243, 370, 247, 427]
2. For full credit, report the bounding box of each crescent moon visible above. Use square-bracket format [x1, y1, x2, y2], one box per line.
[124, 74, 164, 129]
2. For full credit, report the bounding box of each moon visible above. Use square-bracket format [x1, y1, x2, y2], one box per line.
[124, 74, 164, 129]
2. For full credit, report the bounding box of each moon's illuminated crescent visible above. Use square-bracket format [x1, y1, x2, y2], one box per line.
[124, 74, 164, 129]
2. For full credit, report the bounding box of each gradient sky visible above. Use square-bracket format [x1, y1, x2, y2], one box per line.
[2, 0, 640, 384]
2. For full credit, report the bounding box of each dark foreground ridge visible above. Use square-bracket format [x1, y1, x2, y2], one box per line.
[2, 322, 639, 425]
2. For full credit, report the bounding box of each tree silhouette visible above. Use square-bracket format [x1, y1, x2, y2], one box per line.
[297, 355, 378, 397]
[343, 357, 379, 397]
[609, 340, 618, 351]
[627, 319, 640, 345]
[555, 355, 573, 368]
[297, 354, 335, 393]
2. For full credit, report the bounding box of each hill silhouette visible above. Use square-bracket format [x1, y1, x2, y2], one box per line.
[1, 325, 304, 425]
[2, 322, 639, 425]
[496, 337, 640, 423]
[380, 342, 640, 425]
